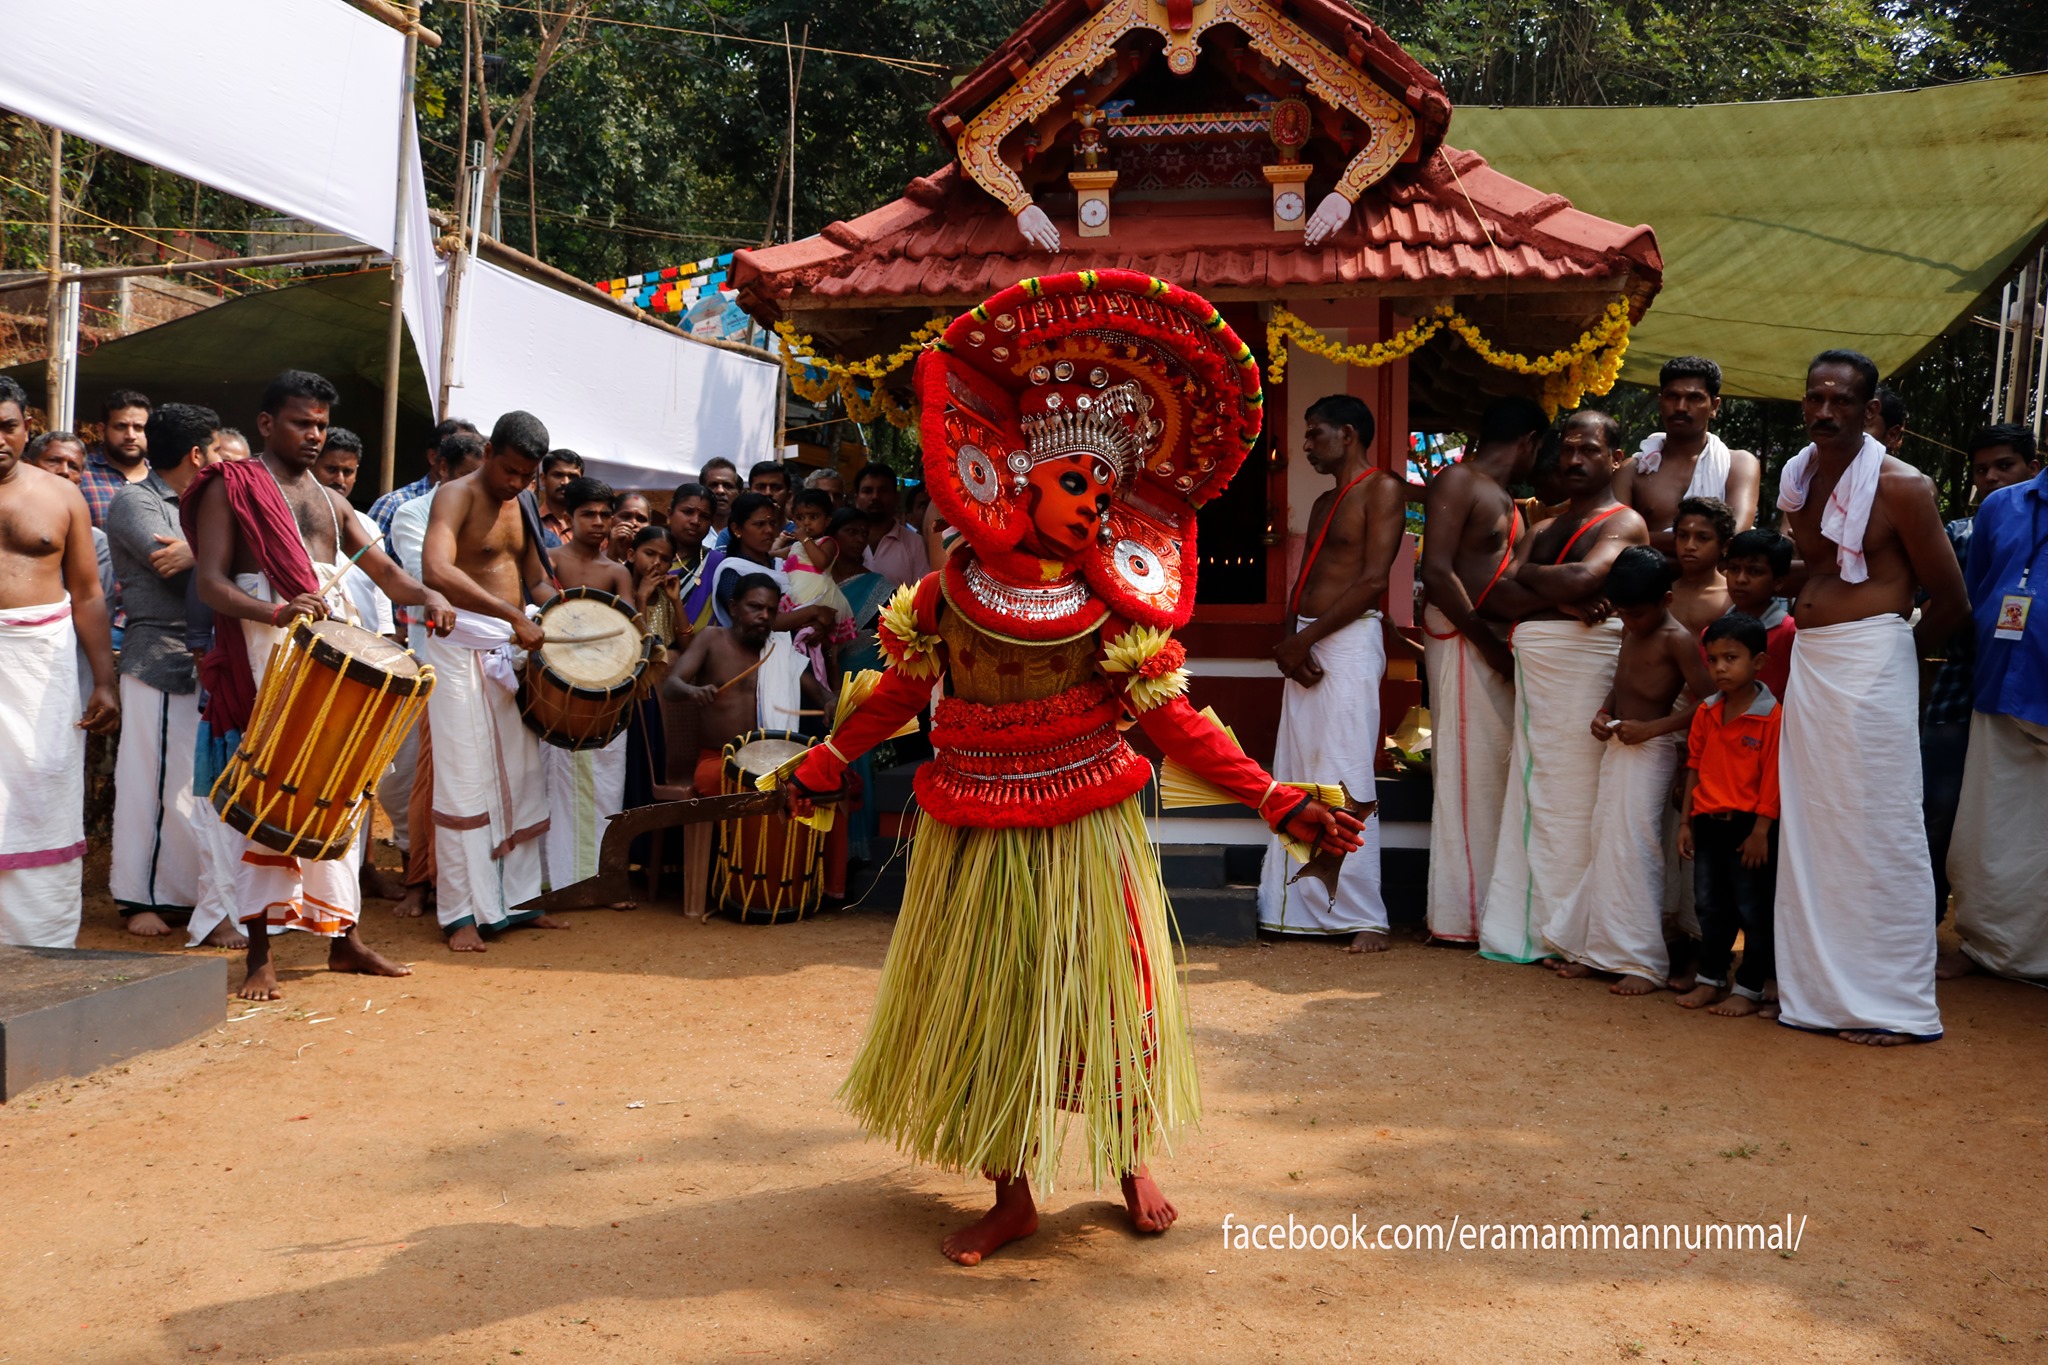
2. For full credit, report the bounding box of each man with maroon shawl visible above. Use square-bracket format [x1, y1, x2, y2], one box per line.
[188, 370, 453, 1000]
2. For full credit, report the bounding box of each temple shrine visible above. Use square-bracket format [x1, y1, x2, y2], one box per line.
[729, 0, 1662, 789]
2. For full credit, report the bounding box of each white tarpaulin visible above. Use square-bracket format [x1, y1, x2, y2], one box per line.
[448, 260, 783, 491]
[0, 0, 441, 406]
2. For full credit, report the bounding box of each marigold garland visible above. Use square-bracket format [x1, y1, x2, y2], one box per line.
[775, 316, 947, 429]
[1266, 299, 1632, 415]
[877, 583, 943, 681]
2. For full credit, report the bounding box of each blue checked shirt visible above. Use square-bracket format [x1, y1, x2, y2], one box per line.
[79, 450, 133, 529]
[369, 473, 434, 539]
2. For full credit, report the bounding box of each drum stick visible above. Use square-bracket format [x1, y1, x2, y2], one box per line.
[542, 624, 629, 645]
[713, 643, 776, 694]
[314, 539, 377, 594]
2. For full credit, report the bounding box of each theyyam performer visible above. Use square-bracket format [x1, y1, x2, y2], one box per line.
[781, 271, 1363, 1265]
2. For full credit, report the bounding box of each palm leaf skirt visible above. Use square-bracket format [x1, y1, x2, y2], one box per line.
[840, 796, 1198, 1193]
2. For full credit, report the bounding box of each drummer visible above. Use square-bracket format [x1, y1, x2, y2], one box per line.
[542, 475, 639, 909]
[664, 574, 781, 799]
[187, 369, 455, 1000]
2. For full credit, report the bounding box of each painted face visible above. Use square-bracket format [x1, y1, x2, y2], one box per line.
[1022, 452, 1112, 558]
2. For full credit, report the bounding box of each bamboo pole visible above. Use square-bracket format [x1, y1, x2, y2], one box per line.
[43, 127, 62, 424]
[0, 243, 379, 289]
[380, 9, 422, 496]
[437, 4, 474, 416]
[343, 0, 443, 47]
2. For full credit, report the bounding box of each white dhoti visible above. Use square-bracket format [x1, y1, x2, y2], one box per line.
[1775, 616, 1940, 1039]
[0, 602, 86, 948]
[1258, 614, 1386, 936]
[230, 572, 361, 937]
[110, 676, 203, 915]
[424, 616, 548, 933]
[1422, 606, 1515, 942]
[543, 732, 627, 891]
[1479, 618, 1623, 963]
[1950, 710, 2048, 983]
[1545, 731, 1682, 982]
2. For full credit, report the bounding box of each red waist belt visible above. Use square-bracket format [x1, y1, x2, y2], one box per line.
[919, 679, 1152, 828]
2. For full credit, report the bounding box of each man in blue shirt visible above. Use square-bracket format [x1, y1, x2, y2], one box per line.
[368, 417, 479, 538]
[1941, 439, 2048, 983]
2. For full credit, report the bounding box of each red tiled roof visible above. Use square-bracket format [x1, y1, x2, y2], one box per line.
[732, 147, 1661, 323]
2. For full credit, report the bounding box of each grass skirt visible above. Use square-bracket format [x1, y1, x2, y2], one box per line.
[840, 795, 1198, 1192]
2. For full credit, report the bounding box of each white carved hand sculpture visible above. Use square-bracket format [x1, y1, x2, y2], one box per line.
[1015, 203, 1062, 253]
[1302, 191, 1352, 247]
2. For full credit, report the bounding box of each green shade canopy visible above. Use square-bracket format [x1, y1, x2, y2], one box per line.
[6, 268, 435, 492]
[1455, 73, 2048, 400]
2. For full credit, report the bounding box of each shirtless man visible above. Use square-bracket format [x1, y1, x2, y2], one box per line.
[666, 574, 780, 781]
[1613, 356, 1761, 558]
[1419, 396, 1547, 943]
[542, 475, 637, 905]
[190, 370, 451, 998]
[1258, 394, 1405, 952]
[1773, 351, 1967, 1046]
[1477, 409, 1650, 965]
[0, 377, 118, 949]
[421, 412, 566, 951]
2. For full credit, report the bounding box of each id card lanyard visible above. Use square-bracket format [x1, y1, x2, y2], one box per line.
[1995, 495, 2046, 642]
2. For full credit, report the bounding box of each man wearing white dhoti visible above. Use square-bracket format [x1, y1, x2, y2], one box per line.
[1419, 397, 1547, 942]
[0, 375, 120, 948]
[1774, 351, 1968, 1044]
[1612, 356, 1762, 558]
[1476, 410, 1649, 964]
[422, 411, 568, 952]
[1941, 461, 2048, 983]
[1259, 395, 1405, 950]
[105, 404, 223, 937]
[189, 370, 450, 999]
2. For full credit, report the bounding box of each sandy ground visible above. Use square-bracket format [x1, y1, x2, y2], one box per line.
[4, 843, 2046, 1365]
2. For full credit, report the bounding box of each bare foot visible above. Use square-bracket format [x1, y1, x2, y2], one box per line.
[609, 901, 636, 912]
[1935, 948, 1976, 980]
[359, 865, 406, 902]
[447, 924, 487, 953]
[1673, 983, 1723, 1009]
[236, 961, 281, 1001]
[1610, 973, 1659, 996]
[1344, 929, 1389, 954]
[1555, 962, 1594, 978]
[532, 914, 572, 930]
[1758, 1000, 1780, 1020]
[1839, 1030, 1913, 1047]
[1121, 1167, 1179, 1234]
[201, 920, 248, 949]
[391, 884, 429, 919]
[126, 911, 173, 937]
[1708, 992, 1760, 1017]
[942, 1175, 1038, 1266]
[328, 932, 412, 978]
[1666, 971, 1697, 992]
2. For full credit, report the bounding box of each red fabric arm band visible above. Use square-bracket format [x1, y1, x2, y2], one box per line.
[792, 666, 932, 792]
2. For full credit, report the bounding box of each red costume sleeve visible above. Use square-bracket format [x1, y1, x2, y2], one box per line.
[790, 666, 933, 795]
[1135, 694, 1311, 833]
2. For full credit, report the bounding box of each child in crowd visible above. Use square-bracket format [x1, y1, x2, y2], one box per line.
[1669, 495, 1734, 636]
[780, 487, 855, 688]
[1719, 529, 1797, 699]
[552, 476, 636, 598]
[1675, 613, 1781, 1017]
[1548, 547, 1715, 994]
[628, 524, 681, 659]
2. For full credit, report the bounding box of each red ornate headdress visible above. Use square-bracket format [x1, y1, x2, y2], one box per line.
[916, 269, 1263, 633]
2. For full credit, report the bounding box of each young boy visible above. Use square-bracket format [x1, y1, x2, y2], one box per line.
[1669, 495, 1734, 636]
[552, 475, 637, 598]
[1548, 547, 1715, 993]
[1719, 529, 1797, 700]
[542, 474, 637, 906]
[1674, 613, 1781, 1017]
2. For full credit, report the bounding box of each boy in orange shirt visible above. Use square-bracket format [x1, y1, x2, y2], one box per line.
[1675, 613, 1782, 1016]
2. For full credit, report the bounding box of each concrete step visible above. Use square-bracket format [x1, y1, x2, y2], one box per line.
[1168, 885, 1258, 946]
[1158, 843, 1229, 890]
[1, 947, 225, 1101]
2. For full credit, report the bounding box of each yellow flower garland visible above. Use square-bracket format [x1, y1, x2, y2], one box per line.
[775, 316, 948, 430]
[1267, 299, 1632, 415]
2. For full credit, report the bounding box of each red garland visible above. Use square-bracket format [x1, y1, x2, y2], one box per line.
[1136, 640, 1187, 680]
[931, 678, 1123, 748]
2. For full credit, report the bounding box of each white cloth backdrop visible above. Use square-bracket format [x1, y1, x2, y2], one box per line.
[449, 260, 783, 490]
[0, 0, 441, 404]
